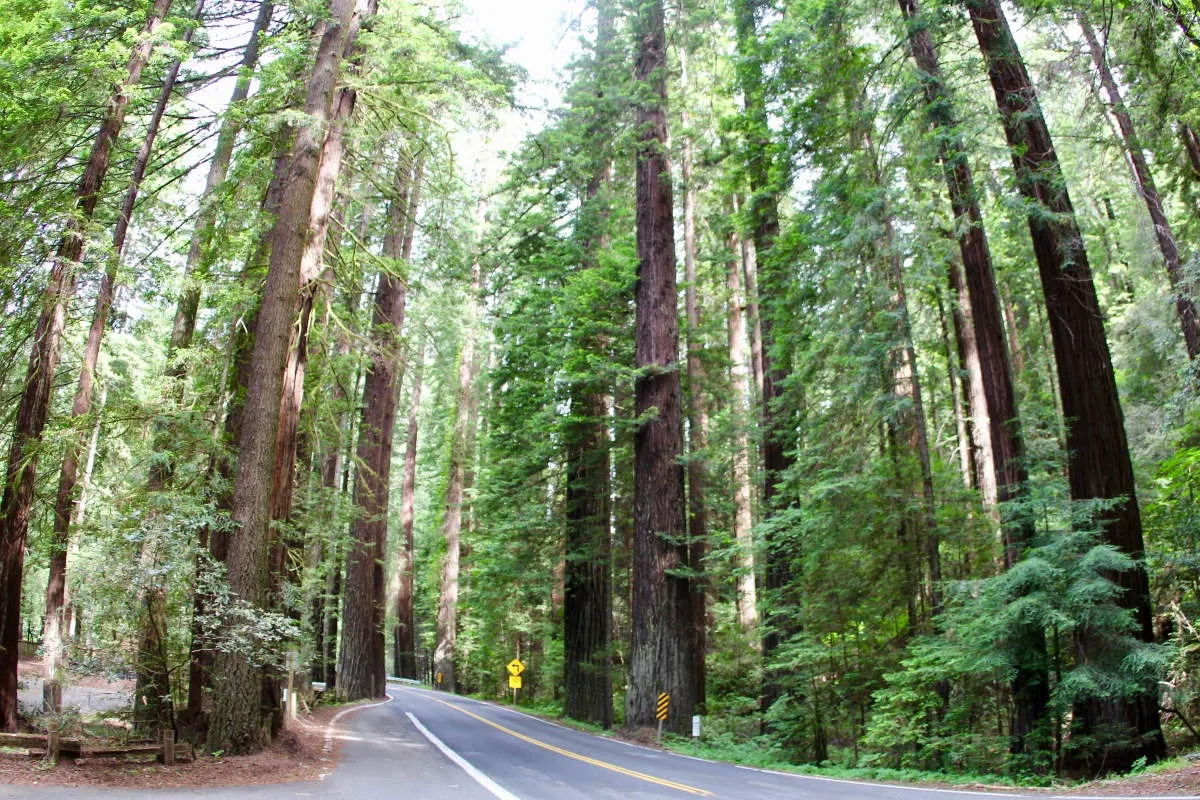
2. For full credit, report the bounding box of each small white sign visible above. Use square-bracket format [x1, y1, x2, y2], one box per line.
[691, 715, 701, 739]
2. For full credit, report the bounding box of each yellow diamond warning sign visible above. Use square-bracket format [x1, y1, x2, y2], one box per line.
[506, 658, 526, 676]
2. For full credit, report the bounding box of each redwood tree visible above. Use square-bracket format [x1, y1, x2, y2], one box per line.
[342, 146, 419, 700]
[207, 0, 358, 754]
[966, 0, 1165, 772]
[563, 0, 617, 729]
[625, 0, 696, 734]
[898, 0, 1047, 755]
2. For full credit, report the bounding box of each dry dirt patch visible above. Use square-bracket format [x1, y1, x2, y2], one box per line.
[0, 685, 360, 788]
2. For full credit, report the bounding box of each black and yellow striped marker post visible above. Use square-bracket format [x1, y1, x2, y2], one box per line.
[655, 693, 669, 741]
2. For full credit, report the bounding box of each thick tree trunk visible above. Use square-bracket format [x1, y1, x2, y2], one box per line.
[268, 16, 370, 597]
[1080, 15, 1199, 359]
[342, 146, 416, 700]
[48, 9, 199, 715]
[967, 0, 1164, 772]
[726, 227, 758, 629]
[626, 0, 695, 734]
[434, 260, 483, 694]
[185, 132, 293, 726]
[394, 351, 423, 681]
[208, 0, 358, 755]
[0, 0, 173, 731]
[384, 153, 424, 683]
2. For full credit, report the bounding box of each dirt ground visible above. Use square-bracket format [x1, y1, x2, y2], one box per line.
[1054, 761, 1200, 796]
[0, 659, 350, 789]
[0, 701, 344, 789]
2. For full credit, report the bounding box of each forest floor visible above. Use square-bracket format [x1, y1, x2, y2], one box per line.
[1048, 761, 1200, 796]
[0, 658, 340, 789]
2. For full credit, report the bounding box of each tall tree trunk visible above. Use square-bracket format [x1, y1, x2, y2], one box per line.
[167, 0, 275, 363]
[626, 0, 695, 734]
[734, 0, 792, 713]
[678, 32, 708, 710]
[900, 0, 1049, 754]
[48, 7, 199, 716]
[268, 14, 371, 597]
[208, 0, 359, 755]
[185, 130, 293, 726]
[383, 152, 424, 683]
[0, 0, 174, 732]
[342, 144, 417, 700]
[562, 0, 616, 728]
[967, 0, 1165, 772]
[938, 266, 980, 494]
[1079, 14, 1199, 359]
[726, 226, 758, 629]
[394, 349, 424, 681]
[434, 260, 483, 694]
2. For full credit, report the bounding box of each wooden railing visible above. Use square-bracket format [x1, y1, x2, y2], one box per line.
[0, 725, 187, 764]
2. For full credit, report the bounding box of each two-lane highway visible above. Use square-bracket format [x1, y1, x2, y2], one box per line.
[3, 683, 1195, 799]
[389, 685, 1184, 800]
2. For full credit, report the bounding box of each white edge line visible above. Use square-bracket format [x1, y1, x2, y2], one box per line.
[406, 710, 521, 800]
[394, 688, 1195, 800]
[318, 693, 395, 780]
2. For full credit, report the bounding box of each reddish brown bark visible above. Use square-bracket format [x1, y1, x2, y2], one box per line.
[0, 0, 173, 732]
[185, 131, 293, 726]
[626, 0, 696, 734]
[208, 0, 358, 754]
[967, 0, 1164, 772]
[342, 146, 418, 700]
[900, 0, 1049, 752]
[1183, 123, 1200, 179]
[726, 224, 758, 629]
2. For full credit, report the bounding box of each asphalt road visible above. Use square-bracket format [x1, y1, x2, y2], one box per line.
[2, 683, 1196, 799]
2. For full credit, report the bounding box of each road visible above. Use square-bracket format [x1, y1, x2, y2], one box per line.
[2, 683, 1195, 799]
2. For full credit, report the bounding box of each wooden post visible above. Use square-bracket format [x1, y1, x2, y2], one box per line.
[46, 720, 60, 761]
[160, 728, 175, 766]
[287, 668, 296, 723]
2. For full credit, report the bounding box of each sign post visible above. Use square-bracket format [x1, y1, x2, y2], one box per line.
[285, 649, 300, 724]
[656, 692, 670, 742]
[506, 658, 526, 705]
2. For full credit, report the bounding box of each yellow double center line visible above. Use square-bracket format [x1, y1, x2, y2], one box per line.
[419, 692, 711, 797]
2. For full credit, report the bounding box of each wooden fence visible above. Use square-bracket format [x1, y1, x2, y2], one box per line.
[0, 725, 187, 764]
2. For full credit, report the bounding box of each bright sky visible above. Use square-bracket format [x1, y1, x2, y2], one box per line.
[462, 0, 587, 103]
[458, 0, 588, 173]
